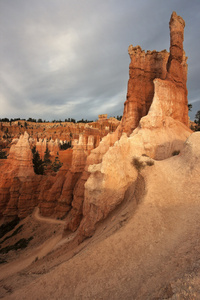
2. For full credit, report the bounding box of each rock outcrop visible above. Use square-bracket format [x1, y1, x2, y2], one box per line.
[121, 47, 169, 135]
[120, 11, 188, 136]
[0, 12, 192, 236]
[75, 12, 192, 240]
[38, 134, 95, 220]
[5, 133, 200, 300]
[0, 132, 41, 220]
[0, 118, 120, 147]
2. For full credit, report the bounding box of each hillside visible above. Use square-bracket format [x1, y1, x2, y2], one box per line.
[0, 132, 200, 299]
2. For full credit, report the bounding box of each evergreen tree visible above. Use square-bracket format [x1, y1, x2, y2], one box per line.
[195, 110, 200, 125]
[51, 156, 63, 172]
[188, 103, 192, 111]
[0, 149, 7, 159]
[44, 146, 51, 165]
[32, 146, 44, 175]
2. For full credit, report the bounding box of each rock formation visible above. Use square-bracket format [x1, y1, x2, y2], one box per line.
[74, 11, 192, 240]
[0, 132, 41, 220]
[36, 138, 60, 160]
[4, 132, 200, 300]
[0, 118, 119, 147]
[38, 134, 95, 220]
[120, 47, 169, 135]
[0, 12, 192, 237]
[120, 11, 188, 136]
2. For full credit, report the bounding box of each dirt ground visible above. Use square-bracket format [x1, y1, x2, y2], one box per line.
[0, 146, 200, 299]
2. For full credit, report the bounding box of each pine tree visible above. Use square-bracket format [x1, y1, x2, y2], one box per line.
[44, 146, 51, 165]
[32, 146, 44, 175]
[51, 156, 63, 172]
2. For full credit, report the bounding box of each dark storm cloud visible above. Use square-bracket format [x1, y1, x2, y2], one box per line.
[0, 0, 199, 121]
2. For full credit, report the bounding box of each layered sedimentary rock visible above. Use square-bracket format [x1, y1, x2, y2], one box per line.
[36, 138, 60, 160]
[0, 132, 41, 220]
[74, 12, 192, 240]
[0, 12, 192, 238]
[120, 11, 188, 136]
[120, 47, 169, 135]
[0, 118, 119, 146]
[64, 130, 120, 232]
[39, 134, 95, 219]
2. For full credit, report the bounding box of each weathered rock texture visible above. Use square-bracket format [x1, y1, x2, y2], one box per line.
[0, 118, 119, 147]
[120, 11, 188, 136]
[38, 134, 95, 220]
[0, 133, 41, 220]
[4, 133, 200, 300]
[0, 12, 191, 233]
[75, 12, 192, 240]
[77, 117, 191, 239]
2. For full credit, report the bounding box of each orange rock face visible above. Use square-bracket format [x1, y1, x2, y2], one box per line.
[0, 133, 41, 220]
[120, 11, 188, 136]
[120, 47, 169, 135]
[74, 12, 192, 241]
[38, 134, 94, 221]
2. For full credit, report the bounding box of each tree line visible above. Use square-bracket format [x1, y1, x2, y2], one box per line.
[0, 116, 123, 123]
[0, 117, 93, 123]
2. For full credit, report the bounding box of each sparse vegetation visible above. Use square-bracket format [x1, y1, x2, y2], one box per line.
[132, 157, 145, 171]
[142, 153, 149, 157]
[194, 110, 200, 131]
[1, 224, 23, 243]
[132, 156, 154, 171]
[0, 237, 33, 254]
[32, 146, 44, 175]
[0, 149, 7, 159]
[146, 160, 154, 166]
[172, 150, 180, 156]
[51, 156, 63, 172]
[43, 146, 51, 166]
[188, 103, 192, 111]
[195, 110, 200, 125]
[60, 141, 72, 150]
[32, 146, 63, 174]
[0, 218, 20, 239]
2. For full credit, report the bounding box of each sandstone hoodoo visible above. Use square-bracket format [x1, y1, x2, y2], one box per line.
[120, 11, 188, 136]
[75, 11, 192, 240]
[1, 11, 200, 300]
[0, 133, 41, 220]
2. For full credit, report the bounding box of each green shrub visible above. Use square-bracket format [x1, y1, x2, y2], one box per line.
[146, 160, 154, 166]
[172, 150, 180, 156]
[132, 157, 154, 171]
[0, 237, 33, 254]
[1, 225, 23, 243]
[132, 157, 145, 172]
[0, 150, 7, 159]
[60, 141, 71, 150]
[0, 218, 20, 239]
[32, 146, 44, 175]
[51, 156, 63, 172]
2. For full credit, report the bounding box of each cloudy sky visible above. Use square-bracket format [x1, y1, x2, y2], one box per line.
[0, 0, 199, 122]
